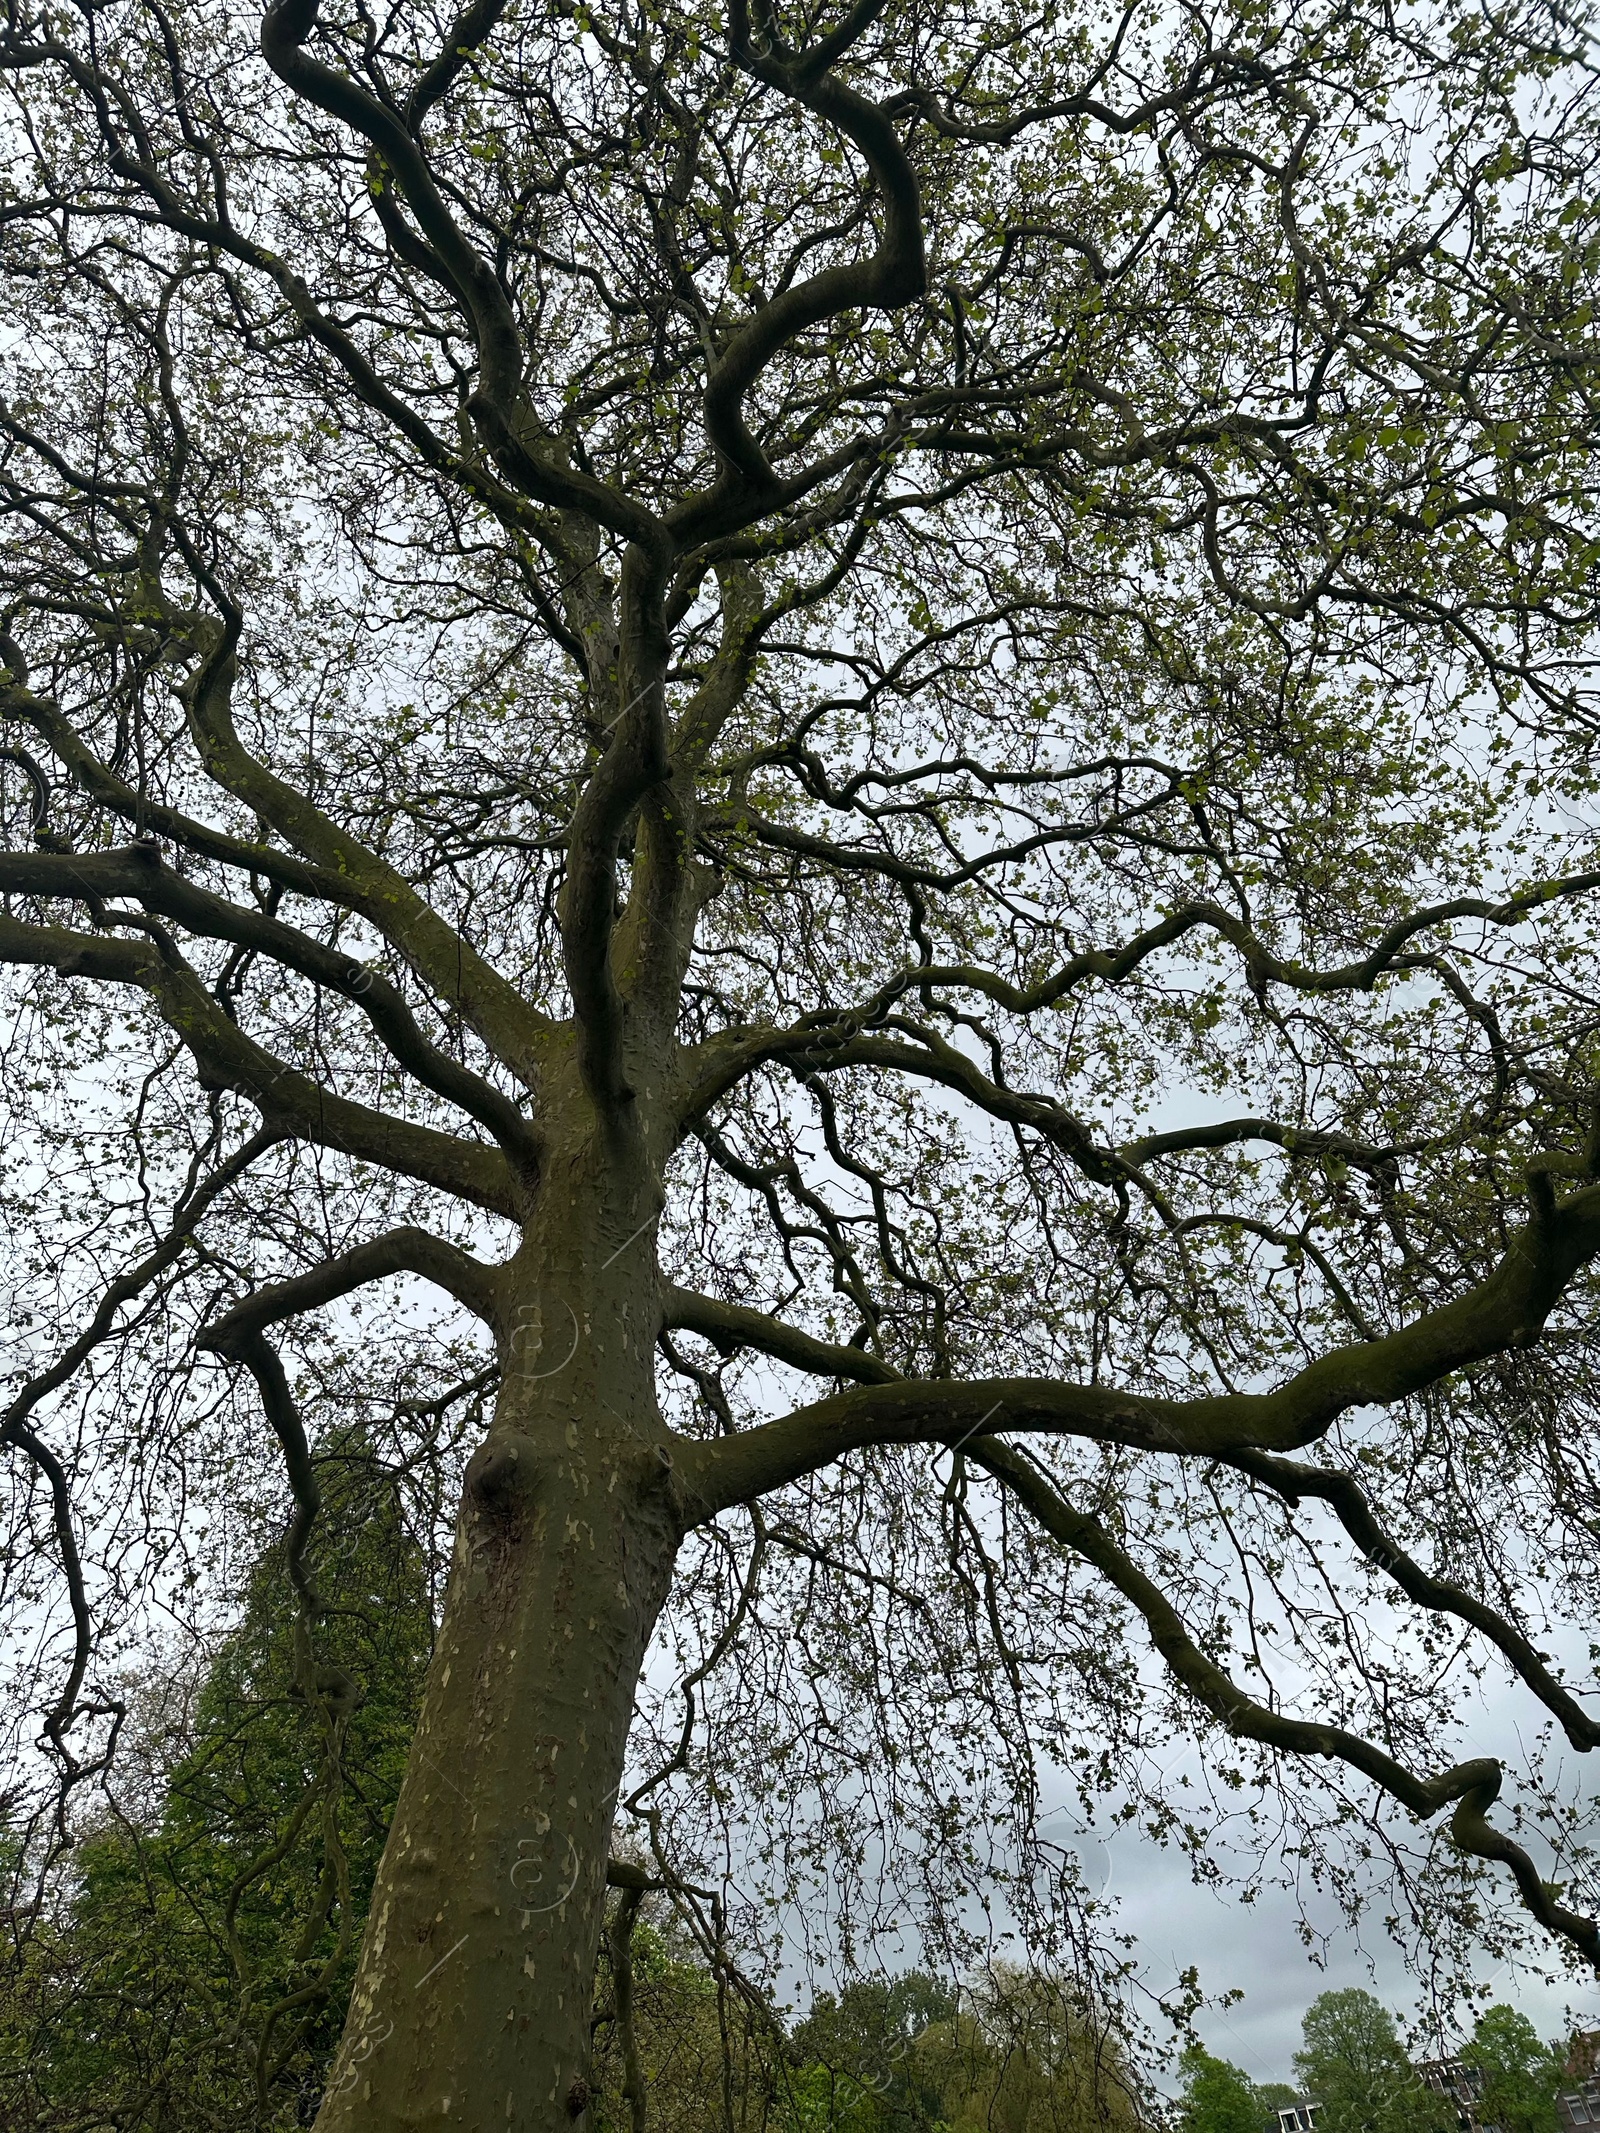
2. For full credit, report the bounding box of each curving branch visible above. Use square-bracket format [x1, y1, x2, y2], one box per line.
[662, 1282, 899, 1384]
[0, 912, 519, 1214]
[176, 608, 553, 1078]
[890, 34, 1296, 148]
[0, 1125, 283, 1779]
[679, 1021, 1119, 1182]
[969, 1438, 1600, 1971]
[5, 1421, 106, 1780]
[202, 1226, 504, 1347]
[1224, 1447, 1600, 1753]
[1119, 1119, 1406, 1173]
[2, 676, 355, 905]
[682, 873, 1600, 1118]
[211, 1329, 324, 1616]
[675, 1173, 1600, 1512]
[406, 0, 511, 127]
[667, 0, 926, 537]
[0, 842, 543, 1174]
[0, 1124, 283, 1451]
[914, 871, 1600, 1007]
[260, 0, 669, 556]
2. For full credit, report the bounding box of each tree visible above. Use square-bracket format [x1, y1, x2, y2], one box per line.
[1461, 2006, 1561, 2133]
[1292, 1992, 1452, 2133]
[1177, 2044, 1269, 2133]
[782, 1969, 1142, 2133]
[0, 0, 1598, 2124]
[908, 1970, 1145, 2133]
[1, 1432, 434, 2128]
[785, 1979, 940, 2133]
[590, 1900, 785, 2133]
[790, 1973, 958, 2133]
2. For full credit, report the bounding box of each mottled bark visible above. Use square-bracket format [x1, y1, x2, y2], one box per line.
[316, 1156, 680, 2131]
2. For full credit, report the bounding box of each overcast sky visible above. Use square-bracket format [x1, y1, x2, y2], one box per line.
[1081, 1663, 1600, 2090]
[1110, 1827, 1591, 2089]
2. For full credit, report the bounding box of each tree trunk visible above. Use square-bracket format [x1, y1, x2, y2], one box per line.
[314, 1172, 679, 2131]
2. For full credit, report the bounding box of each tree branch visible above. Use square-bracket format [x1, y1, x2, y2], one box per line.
[662, 1283, 898, 1384]
[5, 1422, 101, 1775]
[893, 872, 1600, 1012]
[681, 1020, 1120, 1182]
[2, 677, 355, 904]
[971, 1437, 1600, 1972]
[0, 912, 518, 1214]
[214, 1329, 323, 1615]
[683, 872, 1600, 1128]
[405, 0, 511, 127]
[260, 0, 670, 555]
[1119, 1118, 1405, 1173]
[675, 1176, 1600, 1512]
[666, 0, 925, 539]
[0, 843, 543, 1173]
[175, 608, 552, 1078]
[0, 1123, 284, 1451]
[1223, 1447, 1600, 1753]
[201, 1226, 503, 1346]
[607, 1885, 649, 2133]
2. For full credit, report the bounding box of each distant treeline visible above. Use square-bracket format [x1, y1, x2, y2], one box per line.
[1179, 1989, 1573, 2133]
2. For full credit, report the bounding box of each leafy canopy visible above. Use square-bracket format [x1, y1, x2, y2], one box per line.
[1177, 2044, 1275, 2133]
[1292, 1992, 1453, 2133]
[0, 0, 1598, 2108]
[1461, 2006, 1562, 2133]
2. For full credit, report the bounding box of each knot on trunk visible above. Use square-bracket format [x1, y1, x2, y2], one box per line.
[314, 1665, 363, 1716]
[466, 1430, 544, 1540]
[566, 2078, 591, 2118]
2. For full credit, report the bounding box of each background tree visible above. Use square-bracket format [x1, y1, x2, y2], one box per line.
[1176, 2044, 1272, 2133]
[1460, 2006, 1561, 2133]
[903, 1970, 1145, 2133]
[589, 1896, 786, 2133]
[1292, 1991, 1452, 2133]
[0, 1432, 433, 2129]
[788, 1974, 958, 2133]
[0, 0, 1598, 2125]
